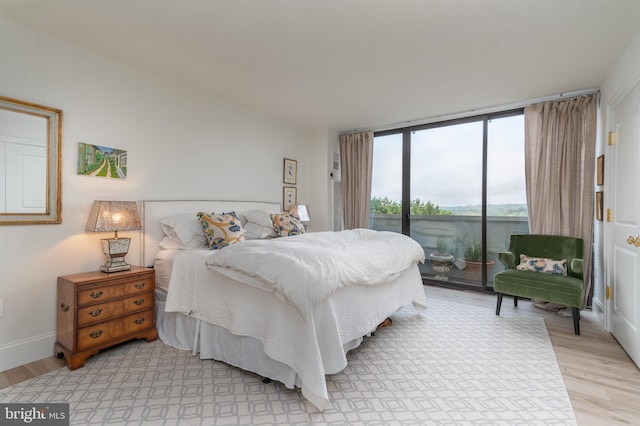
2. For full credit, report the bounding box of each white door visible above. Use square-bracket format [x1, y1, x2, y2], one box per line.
[609, 80, 640, 368]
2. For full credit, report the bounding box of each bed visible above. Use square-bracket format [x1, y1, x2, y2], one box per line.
[142, 200, 427, 411]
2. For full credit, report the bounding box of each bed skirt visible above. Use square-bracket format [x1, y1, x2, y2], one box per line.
[155, 290, 364, 390]
[154, 263, 427, 409]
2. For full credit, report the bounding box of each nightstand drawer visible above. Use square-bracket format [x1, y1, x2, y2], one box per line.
[76, 292, 154, 327]
[76, 309, 153, 351]
[77, 276, 153, 306]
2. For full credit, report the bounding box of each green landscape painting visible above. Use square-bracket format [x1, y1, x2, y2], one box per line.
[77, 143, 128, 179]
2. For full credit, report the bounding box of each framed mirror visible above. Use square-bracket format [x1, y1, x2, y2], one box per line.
[0, 95, 62, 224]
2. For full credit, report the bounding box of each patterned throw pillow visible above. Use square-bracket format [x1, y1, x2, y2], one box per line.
[271, 213, 305, 237]
[197, 212, 246, 249]
[516, 254, 568, 276]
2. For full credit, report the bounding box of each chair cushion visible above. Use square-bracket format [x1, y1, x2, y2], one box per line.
[494, 269, 584, 308]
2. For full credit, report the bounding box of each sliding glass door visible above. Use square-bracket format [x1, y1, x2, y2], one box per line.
[486, 113, 529, 288]
[371, 132, 403, 234]
[410, 120, 484, 285]
[370, 110, 528, 291]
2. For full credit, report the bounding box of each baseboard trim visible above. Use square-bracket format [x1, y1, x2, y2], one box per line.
[0, 332, 57, 372]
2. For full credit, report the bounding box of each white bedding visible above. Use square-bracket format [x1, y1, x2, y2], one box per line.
[206, 229, 425, 319]
[162, 232, 427, 410]
[143, 199, 427, 411]
[153, 248, 180, 292]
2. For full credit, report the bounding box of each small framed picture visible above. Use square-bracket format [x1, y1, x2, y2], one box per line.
[78, 142, 128, 179]
[595, 191, 603, 221]
[283, 158, 297, 185]
[597, 155, 604, 186]
[283, 186, 297, 211]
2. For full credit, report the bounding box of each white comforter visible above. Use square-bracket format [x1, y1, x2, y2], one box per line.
[205, 228, 425, 320]
[162, 229, 427, 410]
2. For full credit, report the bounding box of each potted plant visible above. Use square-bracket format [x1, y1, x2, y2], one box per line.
[429, 231, 454, 281]
[457, 236, 494, 282]
[463, 238, 482, 262]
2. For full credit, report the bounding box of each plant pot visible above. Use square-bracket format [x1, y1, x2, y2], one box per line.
[429, 253, 454, 281]
[458, 259, 494, 283]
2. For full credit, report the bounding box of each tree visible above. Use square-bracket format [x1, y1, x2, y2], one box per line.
[370, 196, 401, 214]
[370, 197, 452, 215]
[410, 199, 453, 215]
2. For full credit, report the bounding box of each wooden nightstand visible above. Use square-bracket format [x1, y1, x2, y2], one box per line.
[55, 266, 158, 370]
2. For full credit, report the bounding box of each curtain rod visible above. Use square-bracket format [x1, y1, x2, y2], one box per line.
[341, 88, 600, 135]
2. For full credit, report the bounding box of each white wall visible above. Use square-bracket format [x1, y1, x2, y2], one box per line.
[596, 29, 640, 324]
[0, 19, 330, 371]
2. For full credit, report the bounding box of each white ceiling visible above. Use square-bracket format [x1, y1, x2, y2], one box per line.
[1, 0, 640, 131]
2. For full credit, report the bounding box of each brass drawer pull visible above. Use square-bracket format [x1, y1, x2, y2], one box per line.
[134, 282, 145, 289]
[134, 318, 145, 325]
[89, 330, 103, 339]
[89, 308, 103, 317]
[60, 303, 69, 312]
[133, 299, 145, 306]
[90, 290, 104, 299]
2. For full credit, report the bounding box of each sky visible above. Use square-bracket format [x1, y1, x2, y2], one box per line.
[371, 114, 526, 207]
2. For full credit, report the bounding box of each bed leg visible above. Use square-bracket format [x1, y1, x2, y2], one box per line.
[376, 317, 392, 330]
[262, 377, 272, 384]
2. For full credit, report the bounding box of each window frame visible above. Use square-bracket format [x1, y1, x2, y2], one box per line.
[372, 108, 525, 290]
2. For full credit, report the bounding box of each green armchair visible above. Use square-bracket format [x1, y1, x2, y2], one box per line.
[493, 234, 585, 335]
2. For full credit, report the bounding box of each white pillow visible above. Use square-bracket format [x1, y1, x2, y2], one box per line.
[244, 222, 276, 239]
[159, 235, 207, 250]
[244, 209, 273, 228]
[160, 213, 206, 247]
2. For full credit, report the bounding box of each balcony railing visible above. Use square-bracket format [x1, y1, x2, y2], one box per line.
[370, 214, 529, 289]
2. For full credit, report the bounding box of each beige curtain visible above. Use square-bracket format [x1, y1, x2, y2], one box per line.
[339, 131, 374, 229]
[524, 93, 598, 308]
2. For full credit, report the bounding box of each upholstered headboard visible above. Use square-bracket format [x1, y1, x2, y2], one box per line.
[141, 200, 281, 267]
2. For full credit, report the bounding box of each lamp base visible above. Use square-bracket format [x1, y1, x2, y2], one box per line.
[100, 258, 132, 273]
[100, 237, 132, 273]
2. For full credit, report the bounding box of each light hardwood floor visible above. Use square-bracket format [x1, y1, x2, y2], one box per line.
[1, 286, 639, 425]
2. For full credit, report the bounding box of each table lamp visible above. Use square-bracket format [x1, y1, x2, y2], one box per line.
[289, 204, 311, 223]
[86, 200, 141, 273]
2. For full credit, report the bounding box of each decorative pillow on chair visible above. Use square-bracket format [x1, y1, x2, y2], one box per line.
[271, 213, 305, 237]
[197, 212, 246, 249]
[516, 254, 567, 276]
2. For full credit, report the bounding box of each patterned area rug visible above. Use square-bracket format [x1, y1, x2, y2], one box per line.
[0, 291, 576, 425]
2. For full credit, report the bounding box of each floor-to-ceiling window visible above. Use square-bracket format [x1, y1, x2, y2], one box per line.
[370, 132, 403, 234]
[370, 110, 528, 291]
[486, 113, 529, 286]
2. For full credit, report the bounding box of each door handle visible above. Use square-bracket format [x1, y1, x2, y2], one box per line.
[627, 236, 640, 247]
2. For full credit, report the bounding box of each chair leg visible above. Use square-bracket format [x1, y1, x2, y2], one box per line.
[496, 293, 503, 315]
[513, 296, 518, 307]
[572, 307, 580, 335]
